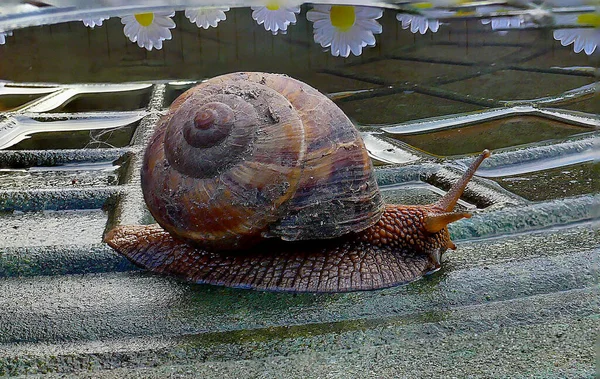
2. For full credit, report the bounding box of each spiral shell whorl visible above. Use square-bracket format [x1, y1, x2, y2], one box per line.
[188, 102, 234, 146]
[143, 77, 307, 249]
[163, 94, 259, 179]
[142, 72, 383, 250]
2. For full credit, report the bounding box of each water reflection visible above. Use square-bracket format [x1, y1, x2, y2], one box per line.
[0, 2, 598, 56]
[307, 5, 383, 57]
[121, 10, 176, 51]
[185, 7, 229, 29]
[251, 4, 300, 34]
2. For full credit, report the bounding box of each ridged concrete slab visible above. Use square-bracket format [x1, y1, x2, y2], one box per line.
[0, 7, 598, 378]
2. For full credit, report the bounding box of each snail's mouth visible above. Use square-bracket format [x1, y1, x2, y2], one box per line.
[105, 223, 448, 293]
[428, 248, 444, 269]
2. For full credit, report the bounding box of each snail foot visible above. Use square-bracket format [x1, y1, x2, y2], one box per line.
[105, 223, 440, 293]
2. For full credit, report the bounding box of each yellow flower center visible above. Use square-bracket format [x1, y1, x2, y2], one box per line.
[577, 13, 600, 27]
[266, 3, 280, 11]
[330, 6, 356, 31]
[414, 2, 433, 9]
[135, 13, 154, 27]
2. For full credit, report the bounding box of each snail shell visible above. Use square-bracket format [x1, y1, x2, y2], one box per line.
[106, 72, 491, 293]
[142, 72, 384, 250]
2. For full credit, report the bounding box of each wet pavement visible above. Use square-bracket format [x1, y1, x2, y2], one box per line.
[0, 8, 598, 378]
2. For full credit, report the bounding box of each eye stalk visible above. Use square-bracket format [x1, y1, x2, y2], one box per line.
[424, 149, 491, 249]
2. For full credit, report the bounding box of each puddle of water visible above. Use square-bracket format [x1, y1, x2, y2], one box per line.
[440, 69, 595, 101]
[388, 115, 592, 156]
[6, 123, 137, 150]
[491, 161, 600, 201]
[51, 90, 152, 113]
[0, 94, 45, 111]
[341, 91, 484, 125]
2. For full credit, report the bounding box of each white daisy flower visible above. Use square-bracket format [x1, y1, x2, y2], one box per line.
[120, 11, 176, 51]
[553, 13, 600, 55]
[251, 4, 300, 35]
[395, 8, 453, 35]
[82, 17, 107, 28]
[553, 28, 599, 55]
[481, 17, 523, 30]
[306, 5, 383, 58]
[396, 13, 440, 34]
[0, 30, 12, 45]
[476, 6, 536, 31]
[185, 7, 229, 29]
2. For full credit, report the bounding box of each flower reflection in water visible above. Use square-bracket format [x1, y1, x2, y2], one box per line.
[251, 4, 300, 35]
[396, 13, 441, 34]
[82, 17, 107, 28]
[185, 7, 229, 29]
[0, 31, 12, 45]
[554, 13, 600, 55]
[307, 5, 383, 57]
[395, 7, 454, 35]
[121, 11, 176, 51]
[554, 28, 599, 55]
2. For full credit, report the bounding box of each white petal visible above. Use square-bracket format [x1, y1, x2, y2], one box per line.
[306, 10, 328, 22]
[573, 36, 585, 53]
[121, 15, 135, 25]
[154, 16, 176, 28]
[332, 33, 349, 57]
[348, 37, 363, 56]
[397, 14, 412, 29]
[311, 5, 332, 13]
[355, 6, 383, 20]
[155, 10, 175, 18]
[82, 17, 106, 28]
[584, 41, 597, 55]
[356, 19, 382, 34]
[313, 19, 331, 30]
[553, 29, 569, 40]
[123, 23, 140, 40]
[252, 7, 267, 22]
[360, 30, 375, 46]
[428, 20, 440, 33]
[561, 31, 578, 46]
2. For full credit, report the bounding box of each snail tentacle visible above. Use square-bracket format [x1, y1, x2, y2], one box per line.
[434, 149, 490, 212]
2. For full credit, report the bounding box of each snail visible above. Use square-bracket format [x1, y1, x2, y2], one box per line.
[105, 72, 490, 293]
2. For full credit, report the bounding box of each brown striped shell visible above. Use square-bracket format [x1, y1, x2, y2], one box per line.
[141, 72, 384, 251]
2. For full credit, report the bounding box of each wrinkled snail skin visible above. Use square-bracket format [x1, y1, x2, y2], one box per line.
[104, 71, 491, 293]
[105, 150, 489, 292]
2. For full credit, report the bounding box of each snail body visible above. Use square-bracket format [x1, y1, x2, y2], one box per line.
[106, 72, 490, 293]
